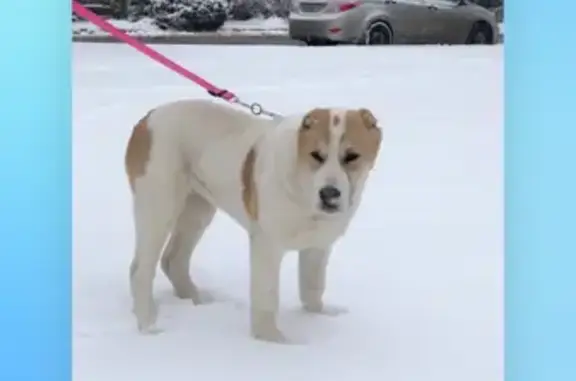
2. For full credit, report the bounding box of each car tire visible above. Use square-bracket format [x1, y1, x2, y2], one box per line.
[304, 38, 328, 46]
[363, 21, 393, 45]
[466, 22, 493, 44]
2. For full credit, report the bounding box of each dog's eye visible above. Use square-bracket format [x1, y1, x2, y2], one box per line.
[310, 151, 325, 164]
[342, 151, 360, 164]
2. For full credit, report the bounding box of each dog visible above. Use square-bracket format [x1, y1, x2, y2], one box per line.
[124, 99, 382, 343]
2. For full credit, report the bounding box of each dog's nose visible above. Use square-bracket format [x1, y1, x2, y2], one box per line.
[319, 185, 341, 202]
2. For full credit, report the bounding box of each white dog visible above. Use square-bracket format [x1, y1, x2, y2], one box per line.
[124, 99, 382, 343]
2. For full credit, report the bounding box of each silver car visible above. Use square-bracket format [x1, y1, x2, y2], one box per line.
[288, 0, 499, 45]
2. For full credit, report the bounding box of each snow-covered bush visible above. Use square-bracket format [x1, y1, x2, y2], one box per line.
[129, 0, 228, 32]
[130, 0, 291, 23]
[228, 0, 291, 20]
[73, 0, 116, 20]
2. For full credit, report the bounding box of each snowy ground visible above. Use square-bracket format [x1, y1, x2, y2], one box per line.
[73, 43, 503, 381]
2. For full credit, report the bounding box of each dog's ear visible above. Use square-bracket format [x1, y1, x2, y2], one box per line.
[358, 108, 378, 129]
[301, 114, 315, 130]
[301, 108, 328, 130]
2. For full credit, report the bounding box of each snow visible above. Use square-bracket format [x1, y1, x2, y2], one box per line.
[73, 43, 503, 381]
[73, 17, 289, 36]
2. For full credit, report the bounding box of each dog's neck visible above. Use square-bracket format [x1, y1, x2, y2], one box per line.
[257, 120, 303, 202]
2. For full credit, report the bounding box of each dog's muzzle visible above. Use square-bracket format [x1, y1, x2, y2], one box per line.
[318, 185, 342, 213]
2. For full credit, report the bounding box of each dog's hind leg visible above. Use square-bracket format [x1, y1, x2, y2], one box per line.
[130, 179, 184, 334]
[161, 191, 216, 303]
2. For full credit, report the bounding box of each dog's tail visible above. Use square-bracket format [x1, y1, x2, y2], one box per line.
[125, 111, 153, 193]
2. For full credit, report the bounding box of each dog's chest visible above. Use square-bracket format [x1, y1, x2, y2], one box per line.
[275, 216, 349, 250]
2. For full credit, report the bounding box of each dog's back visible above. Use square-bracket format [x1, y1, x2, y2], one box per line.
[146, 99, 274, 155]
[126, 99, 278, 228]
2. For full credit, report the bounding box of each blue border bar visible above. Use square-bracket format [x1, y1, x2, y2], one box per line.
[1, 0, 575, 380]
[506, 0, 576, 380]
[0, 2, 71, 381]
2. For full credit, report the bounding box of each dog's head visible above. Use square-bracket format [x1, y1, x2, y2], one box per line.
[294, 107, 382, 217]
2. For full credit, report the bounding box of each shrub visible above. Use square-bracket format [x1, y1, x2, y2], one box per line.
[228, 0, 290, 20]
[130, 0, 228, 32]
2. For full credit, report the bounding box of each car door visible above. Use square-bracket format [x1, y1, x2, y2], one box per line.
[423, 0, 472, 44]
[382, 0, 437, 44]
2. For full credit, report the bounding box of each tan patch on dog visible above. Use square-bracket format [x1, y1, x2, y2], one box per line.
[297, 107, 381, 170]
[342, 108, 382, 169]
[125, 111, 153, 192]
[241, 148, 258, 220]
[297, 108, 332, 163]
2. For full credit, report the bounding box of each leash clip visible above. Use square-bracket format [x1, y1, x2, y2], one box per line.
[235, 98, 281, 120]
[208, 88, 281, 120]
[249, 103, 263, 116]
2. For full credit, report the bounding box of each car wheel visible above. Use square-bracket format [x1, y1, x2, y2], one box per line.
[467, 22, 493, 44]
[364, 21, 392, 45]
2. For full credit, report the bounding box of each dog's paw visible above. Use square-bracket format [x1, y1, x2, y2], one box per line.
[252, 326, 290, 344]
[175, 285, 216, 305]
[303, 302, 348, 316]
[138, 324, 164, 335]
[133, 299, 159, 332]
[174, 285, 201, 303]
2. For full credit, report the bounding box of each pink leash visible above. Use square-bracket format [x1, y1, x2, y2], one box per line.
[72, 1, 278, 118]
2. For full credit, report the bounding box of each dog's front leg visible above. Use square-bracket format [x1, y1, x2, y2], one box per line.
[249, 230, 286, 343]
[299, 247, 347, 316]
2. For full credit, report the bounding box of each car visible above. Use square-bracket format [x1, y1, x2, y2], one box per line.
[288, 0, 499, 46]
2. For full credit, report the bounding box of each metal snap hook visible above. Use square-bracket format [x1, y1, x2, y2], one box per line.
[250, 103, 263, 116]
